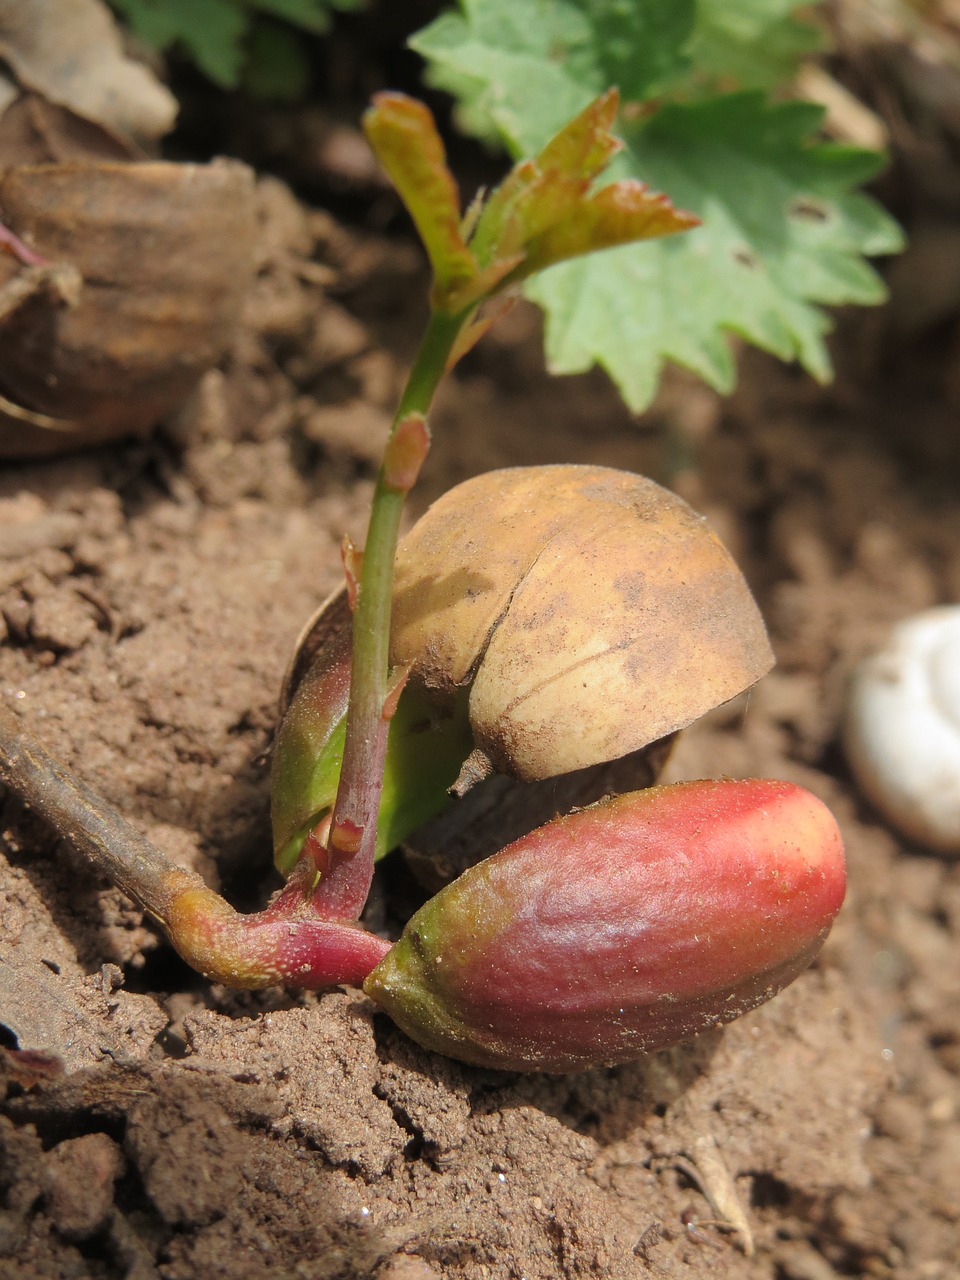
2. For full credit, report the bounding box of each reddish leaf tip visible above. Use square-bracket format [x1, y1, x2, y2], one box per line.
[330, 817, 364, 856]
[383, 413, 431, 493]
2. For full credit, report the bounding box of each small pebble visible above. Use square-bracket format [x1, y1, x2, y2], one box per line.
[844, 606, 960, 853]
[43, 1132, 124, 1242]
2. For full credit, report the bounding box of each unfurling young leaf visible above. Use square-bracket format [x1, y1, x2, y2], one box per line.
[363, 88, 697, 318]
[361, 95, 479, 305]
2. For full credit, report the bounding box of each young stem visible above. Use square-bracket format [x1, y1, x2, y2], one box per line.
[313, 306, 469, 920]
[0, 219, 48, 267]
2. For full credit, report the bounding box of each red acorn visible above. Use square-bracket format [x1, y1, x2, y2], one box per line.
[365, 779, 846, 1072]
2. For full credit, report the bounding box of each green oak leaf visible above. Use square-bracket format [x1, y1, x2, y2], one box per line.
[110, 0, 247, 86]
[412, 0, 696, 152]
[109, 0, 361, 88]
[528, 94, 903, 407]
[687, 0, 826, 91]
[249, 0, 363, 31]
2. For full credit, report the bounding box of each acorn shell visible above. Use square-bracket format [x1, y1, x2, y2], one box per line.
[0, 158, 256, 456]
[286, 465, 773, 784]
[393, 465, 772, 779]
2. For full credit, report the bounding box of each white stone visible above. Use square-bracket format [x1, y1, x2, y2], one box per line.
[844, 606, 960, 853]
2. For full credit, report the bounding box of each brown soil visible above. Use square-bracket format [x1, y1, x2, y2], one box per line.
[1, 161, 959, 1280]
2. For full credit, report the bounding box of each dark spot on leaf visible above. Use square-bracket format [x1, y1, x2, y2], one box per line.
[788, 197, 831, 223]
[732, 246, 760, 270]
[408, 928, 426, 959]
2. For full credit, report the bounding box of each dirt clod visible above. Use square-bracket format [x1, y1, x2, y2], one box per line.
[43, 1131, 123, 1242]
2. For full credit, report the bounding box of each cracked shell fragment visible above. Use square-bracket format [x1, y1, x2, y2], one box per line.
[390, 465, 773, 781]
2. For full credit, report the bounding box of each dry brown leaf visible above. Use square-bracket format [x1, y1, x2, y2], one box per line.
[0, 93, 138, 166]
[0, 158, 257, 456]
[0, 0, 177, 144]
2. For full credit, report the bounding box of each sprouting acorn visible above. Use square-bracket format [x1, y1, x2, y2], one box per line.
[0, 91, 847, 1079]
[365, 779, 846, 1072]
[272, 464, 774, 872]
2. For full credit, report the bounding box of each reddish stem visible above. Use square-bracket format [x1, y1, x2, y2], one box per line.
[0, 220, 47, 267]
[308, 413, 433, 921]
[0, 701, 389, 990]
